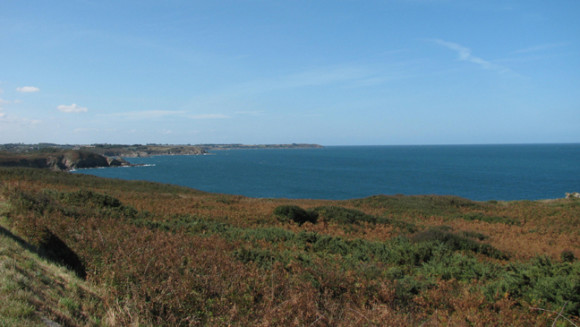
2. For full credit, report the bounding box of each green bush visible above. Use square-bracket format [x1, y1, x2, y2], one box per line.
[486, 257, 580, 317]
[313, 205, 417, 232]
[58, 190, 138, 219]
[411, 227, 507, 260]
[273, 205, 318, 225]
[60, 190, 121, 208]
[394, 275, 433, 308]
[313, 206, 376, 225]
[350, 194, 481, 215]
[234, 248, 276, 269]
[458, 212, 519, 225]
[8, 189, 55, 215]
[561, 250, 576, 263]
[460, 230, 489, 241]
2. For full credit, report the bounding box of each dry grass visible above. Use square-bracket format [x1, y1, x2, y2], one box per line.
[1, 168, 579, 326]
[0, 219, 106, 326]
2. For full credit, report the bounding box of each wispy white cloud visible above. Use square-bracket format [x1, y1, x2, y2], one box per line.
[511, 42, 569, 54]
[16, 86, 40, 93]
[226, 65, 371, 97]
[0, 98, 39, 124]
[0, 98, 10, 114]
[106, 110, 185, 119]
[184, 65, 378, 110]
[0, 113, 41, 125]
[431, 39, 509, 73]
[73, 127, 99, 133]
[57, 103, 88, 113]
[104, 110, 230, 120]
[188, 113, 230, 119]
[278, 66, 369, 89]
[235, 110, 263, 116]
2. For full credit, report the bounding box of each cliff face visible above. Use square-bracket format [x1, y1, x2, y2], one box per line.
[0, 150, 130, 171]
[85, 145, 207, 157]
[59, 150, 130, 170]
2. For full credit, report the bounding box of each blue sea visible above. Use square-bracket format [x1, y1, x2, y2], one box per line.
[74, 144, 580, 201]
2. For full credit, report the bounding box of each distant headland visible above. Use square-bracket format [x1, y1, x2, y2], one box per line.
[0, 143, 323, 171]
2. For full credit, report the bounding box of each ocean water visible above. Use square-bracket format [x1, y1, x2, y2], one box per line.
[74, 144, 580, 201]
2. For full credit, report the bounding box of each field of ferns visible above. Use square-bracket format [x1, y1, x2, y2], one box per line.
[0, 167, 578, 326]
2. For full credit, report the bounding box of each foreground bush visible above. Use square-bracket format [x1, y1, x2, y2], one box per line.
[273, 205, 318, 225]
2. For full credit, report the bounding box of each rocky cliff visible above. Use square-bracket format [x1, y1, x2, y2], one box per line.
[84, 145, 206, 157]
[0, 150, 131, 171]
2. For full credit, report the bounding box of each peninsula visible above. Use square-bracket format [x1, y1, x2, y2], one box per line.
[0, 143, 324, 171]
[0, 150, 130, 171]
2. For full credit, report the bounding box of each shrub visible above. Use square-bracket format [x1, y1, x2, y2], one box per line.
[8, 189, 54, 215]
[234, 248, 276, 269]
[273, 205, 318, 225]
[313, 206, 376, 225]
[350, 194, 480, 215]
[458, 212, 519, 225]
[60, 189, 121, 208]
[394, 275, 432, 308]
[487, 257, 580, 317]
[460, 230, 489, 241]
[561, 250, 576, 263]
[411, 227, 507, 260]
[59, 190, 139, 219]
[313, 205, 418, 232]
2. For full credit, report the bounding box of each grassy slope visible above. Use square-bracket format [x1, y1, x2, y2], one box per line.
[0, 212, 106, 326]
[0, 167, 579, 326]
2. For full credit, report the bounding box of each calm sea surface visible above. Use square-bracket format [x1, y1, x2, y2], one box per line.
[74, 144, 580, 201]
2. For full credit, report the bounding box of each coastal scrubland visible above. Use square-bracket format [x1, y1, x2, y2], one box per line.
[0, 167, 578, 326]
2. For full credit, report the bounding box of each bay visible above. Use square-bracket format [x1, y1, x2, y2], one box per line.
[73, 144, 580, 201]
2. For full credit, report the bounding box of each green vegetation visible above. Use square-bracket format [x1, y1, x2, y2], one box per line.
[313, 205, 417, 232]
[456, 212, 520, 225]
[0, 167, 579, 326]
[274, 205, 318, 225]
[0, 221, 105, 326]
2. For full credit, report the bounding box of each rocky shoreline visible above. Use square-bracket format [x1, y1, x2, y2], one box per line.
[0, 143, 324, 171]
[0, 150, 131, 171]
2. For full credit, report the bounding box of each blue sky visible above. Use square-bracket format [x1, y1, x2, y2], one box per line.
[1, 0, 578, 145]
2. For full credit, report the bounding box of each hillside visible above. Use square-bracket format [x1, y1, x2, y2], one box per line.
[80, 144, 207, 157]
[0, 150, 130, 171]
[0, 215, 108, 326]
[0, 143, 324, 159]
[0, 167, 579, 326]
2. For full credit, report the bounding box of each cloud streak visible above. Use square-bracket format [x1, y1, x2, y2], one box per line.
[188, 114, 230, 119]
[431, 39, 508, 73]
[0, 98, 11, 112]
[105, 110, 229, 120]
[0, 113, 41, 126]
[16, 86, 40, 93]
[183, 64, 381, 111]
[106, 110, 186, 119]
[511, 42, 569, 54]
[58, 103, 88, 113]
